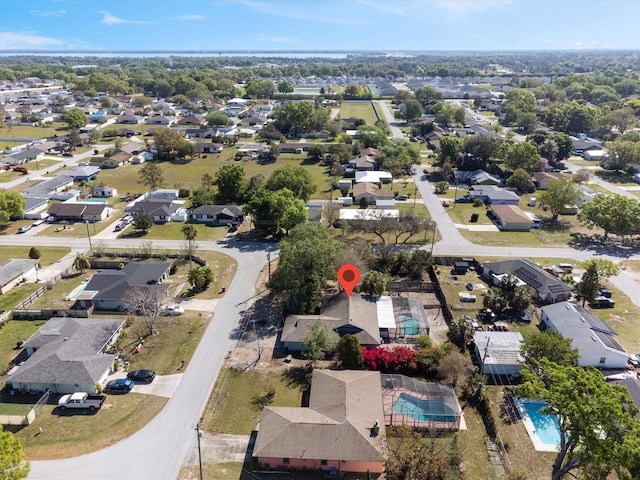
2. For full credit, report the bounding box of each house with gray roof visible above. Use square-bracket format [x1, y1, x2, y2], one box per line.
[253, 369, 386, 474]
[6, 317, 124, 394]
[127, 197, 187, 223]
[455, 169, 501, 186]
[0, 259, 38, 295]
[472, 331, 524, 376]
[482, 258, 572, 304]
[26, 174, 74, 195]
[66, 165, 101, 182]
[468, 185, 520, 205]
[190, 205, 243, 225]
[541, 302, 628, 369]
[282, 294, 382, 352]
[78, 262, 171, 312]
[22, 195, 49, 219]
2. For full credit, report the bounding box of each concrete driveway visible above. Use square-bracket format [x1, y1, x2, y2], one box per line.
[184, 434, 251, 464]
[106, 372, 183, 398]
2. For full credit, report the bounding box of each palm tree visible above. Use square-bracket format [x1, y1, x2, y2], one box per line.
[181, 224, 199, 270]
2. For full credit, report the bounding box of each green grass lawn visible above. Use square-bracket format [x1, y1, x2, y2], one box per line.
[171, 251, 237, 300]
[24, 273, 88, 310]
[38, 215, 120, 238]
[205, 367, 307, 435]
[0, 246, 70, 267]
[0, 170, 29, 183]
[119, 221, 231, 242]
[592, 169, 638, 186]
[0, 319, 46, 378]
[0, 123, 66, 139]
[339, 102, 379, 125]
[0, 284, 41, 313]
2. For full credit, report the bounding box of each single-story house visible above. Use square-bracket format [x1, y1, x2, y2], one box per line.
[116, 114, 143, 124]
[117, 143, 147, 155]
[4, 148, 43, 165]
[193, 142, 223, 154]
[340, 209, 399, 221]
[90, 153, 130, 169]
[93, 186, 118, 198]
[360, 147, 379, 157]
[472, 331, 524, 377]
[0, 259, 38, 295]
[146, 115, 176, 126]
[583, 149, 606, 162]
[468, 185, 520, 205]
[47, 202, 111, 223]
[531, 172, 565, 190]
[79, 262, 172, 312]
[22, 195, 50, 219]
[190, 205, 244, 225]
[355, 171, 393, 184]
[353, 183, 394, 205]
[540, 302, 628, 369]
[572, 139, 601, 157]
[455, 169, 501, 186]
[489, 205, 533, 231]
[26, 174, 75, 195]
[237, 143, 269, 157]
[6, 317, 125, 394]
[66, 166, 101, 182]
[253, 369, 386, 474]
[278, 143, 311, 154]
[128, 197, 187, 223]
[349, 155, 377, 171]
[282, 294, 382, 352]
[482, 258, 572, 304]
[607, 374, 640, 419]
[178, 116, 203, 126]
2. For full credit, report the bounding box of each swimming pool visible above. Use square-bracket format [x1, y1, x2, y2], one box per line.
[516, 398, 561, 452]
[399, 314, 420, 335]
[82, 199, 108, 204]
[392, 392, 457, 423]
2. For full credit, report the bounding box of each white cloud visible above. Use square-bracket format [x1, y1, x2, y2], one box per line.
[257, 34, 301, 44]
[356, 0, 405, 15]
[100, 11, 153, 25]
[176, 14, 207, 20]
[0, 31, 65, 49]
[30, 9, 67, 17]
[231, 0, 367, 25]
[574, 41, 583, 46]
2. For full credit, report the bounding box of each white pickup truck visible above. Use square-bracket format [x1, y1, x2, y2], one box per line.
[57, 392, 105, 411]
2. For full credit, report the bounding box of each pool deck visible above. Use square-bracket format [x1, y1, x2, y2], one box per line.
[514, 397, 560, 452]
[383, 388, 467, 430]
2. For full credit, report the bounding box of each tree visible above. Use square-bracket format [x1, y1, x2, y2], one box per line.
[578, 194, 640, 238]
[437, 350, 472, 388]
[267, 223, 340, 313]
[215, 164, 246, 203]
[181, 224, 198, 270]
[245, 79, 275, 99]
[132, 207, 154, 232]
[277, 80, 294, 93]
[245, 188, 307, 235]
[518, 359, 640, 480]
[356, 124, 388, 148]
[337, 334, 363, 370]
[302, 320, 339, 362]
[0, 427, 30, 480]
[265, 165, 315, 201]
[602, 140, 640, 173]
[138, 161, 165, 191]
[0, 190, 25, 226]
[360, 270, 386, 296]
[521, 331, 579, 366]
[307, 143, 324, 161]
[583, 258, 620, 281]
[433, 181, 449, 194]
[188, 266, 214, 291]
[28, 247, 41, 260]
[433, 102, 465, 127]
[123, 286, 165, 336]
[447, 317, 475, 349]
[415, 85, 444, 106]
[73, 254, 91, 274]
[506, 168, 535, 194]
[152, 127, 189, 160]
[403, 99, 423, 122]
[205, 110, 229, 127]
[538, 179, 582, 222]
[131, 95, 153, 108]
[572, 168, 590, 184]
[504, 142, 539, 171]
[575, 261, 600, 307]
[385, 426, 451, 480]
[437, 136, 462, 165]
[66, 129, 81, 151]
[88, 128, 102, 143]
[61, 108, 87, 129]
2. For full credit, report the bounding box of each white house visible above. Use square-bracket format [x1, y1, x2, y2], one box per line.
[540, 302, 628, 369]
[93, 186, 118, 198]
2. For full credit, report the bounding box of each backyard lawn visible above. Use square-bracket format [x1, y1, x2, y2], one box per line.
[339, 102, 380, 125]
[0, 319, 46, 380]
[0, 246, 70, 267]
[119, 221, 231, 243]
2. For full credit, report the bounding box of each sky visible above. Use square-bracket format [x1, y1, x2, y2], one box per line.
[1, 0, 639, 52]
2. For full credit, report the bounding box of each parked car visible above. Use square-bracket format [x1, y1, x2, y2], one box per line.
[127, 369, 157, 383]
[162, 304, 184, 316]
[17, 225, 31, 233]
[597, 288, 612, 298]
[104, 378, 134, 394]
[455, 196, 473, 203]
[554, 263, 573, 273]
[590, 297, 615, 308]
[57, 392, 105, 410]
[78, 161, 90, 166]
[395, 195, 408, 201]
[629, 353, 640, 367]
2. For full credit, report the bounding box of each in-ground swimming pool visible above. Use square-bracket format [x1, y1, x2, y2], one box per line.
[81, 199, 108, 204]
[392, 392, 457, 423]
[517, 399, 561, 450]
[399, 314, 420, 335]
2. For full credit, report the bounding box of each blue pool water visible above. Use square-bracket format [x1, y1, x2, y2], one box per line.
[392, 393, 456, 423]
[522, 401, 561, 447]
[82, 199, 108, 204]
[400, 314, 420, 335]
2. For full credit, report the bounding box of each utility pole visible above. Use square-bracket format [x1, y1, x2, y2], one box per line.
[85, 221, 93, 252]
[196, 418, 203, 480]
[267, 251, 271, 282]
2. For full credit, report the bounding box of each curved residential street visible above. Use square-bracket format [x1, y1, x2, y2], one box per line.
[0, 100, 634, 478]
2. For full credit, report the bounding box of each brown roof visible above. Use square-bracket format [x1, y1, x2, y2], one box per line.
[360, 147, 379, 157]
[48, 203, 106, 217]
[253, 370, 385, 462]
[353, 183, 394, 199]
[491, 204, 531, 224]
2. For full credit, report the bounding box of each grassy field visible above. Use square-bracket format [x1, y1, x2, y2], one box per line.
[0, 320, 46, 380]
[0, 123, 66, 139]
[23, 273, 88, 310]
[0, 246, 70, 267]
[119, 221, 231, 243]
[339, 102, 379, 125]
[0, 284, 41, 313]
[205, 367, 307, 435]
[38, 215, 121, 238]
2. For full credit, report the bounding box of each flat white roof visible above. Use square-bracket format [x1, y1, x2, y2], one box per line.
[377, 296, 396, 329]
[355, 171, 393, 183]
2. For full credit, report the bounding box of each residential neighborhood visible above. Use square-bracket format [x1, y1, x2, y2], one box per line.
[1, 17, 640, 480]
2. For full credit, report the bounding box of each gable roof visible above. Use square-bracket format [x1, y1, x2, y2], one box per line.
[10, 317, 124, 386]
[190, 205, 243, 217]
[484, 258, 572, 298]
[48, 202, 106, 218]
[84, 262, 171, 303]
[26, 174, 75, 195]
[469, 184, 520, 202]
[253, 370, 385, 462]
[0, 259, 38, 287]
[473, 331, 524, 367]
[454, 169, 501, 185]
[490, 205, 532, 224]
[131, 198, 181, 217]
[353, 183, 394, 199]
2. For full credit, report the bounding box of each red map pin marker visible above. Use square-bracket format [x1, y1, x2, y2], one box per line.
[337, 264, 360, 298]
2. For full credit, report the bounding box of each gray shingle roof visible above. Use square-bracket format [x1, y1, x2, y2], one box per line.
[0, 259, 38, 287]
[84, 262, 171, 302]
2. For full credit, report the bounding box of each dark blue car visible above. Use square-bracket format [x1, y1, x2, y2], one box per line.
[104, 378, 134, 393]
[127, 370, 156, 383]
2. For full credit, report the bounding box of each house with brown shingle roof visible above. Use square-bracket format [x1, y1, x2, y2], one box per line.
[531, 171, 566, 190]
[353, 183, 394, 205]
[489, 204, 533, 231]
[253, 369, 386, 474]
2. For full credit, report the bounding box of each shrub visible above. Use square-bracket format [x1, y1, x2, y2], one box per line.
[28, 247, 41, 259]
[473, 198, 484, 207]
[470, 213, 479, 222]
[362, 346, 417, 374]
